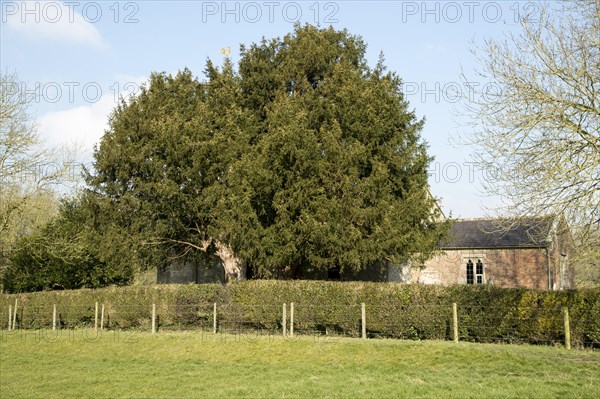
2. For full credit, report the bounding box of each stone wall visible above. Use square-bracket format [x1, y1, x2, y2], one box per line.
[157, 257, 225, 284]
[300, 262, 411, 283]
[549, 219, 575, 289]
[156, 240, 245, 284]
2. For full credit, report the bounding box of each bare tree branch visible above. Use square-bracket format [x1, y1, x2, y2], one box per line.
[0, 71, 78, 278]
[458, 0, 600, 267]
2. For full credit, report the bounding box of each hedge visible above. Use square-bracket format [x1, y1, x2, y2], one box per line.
[0, 281, 598, 348]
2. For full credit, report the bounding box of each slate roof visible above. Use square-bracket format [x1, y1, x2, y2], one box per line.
[441, 217, 554, 249]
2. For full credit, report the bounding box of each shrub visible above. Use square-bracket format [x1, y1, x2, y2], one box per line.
[0, 282, 598, 348]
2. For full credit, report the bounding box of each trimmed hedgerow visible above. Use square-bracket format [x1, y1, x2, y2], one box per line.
[0, 282, 598, 347]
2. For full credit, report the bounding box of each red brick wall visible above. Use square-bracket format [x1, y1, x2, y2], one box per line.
[415, 248, 551, 290]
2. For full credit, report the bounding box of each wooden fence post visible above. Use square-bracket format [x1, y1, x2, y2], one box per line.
[290, 302, 294, 337]
[94, 302, 99, 332]
[100, 304, 105, 331]
[361, 303, 367, 339]
[213, 303, 217, 334]
[151, 304, 156, 334]
[282, 303, 287, 337]
[13, 299, 17, 330]
[52, 304, 57, 331]
[8, 305, 12, 331]
[452, 303, 459, 343]
[563, 307, 571, 350]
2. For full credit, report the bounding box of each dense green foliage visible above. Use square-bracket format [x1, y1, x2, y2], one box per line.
[2, 282, 598, 347]
[3, 25, 448, 291]
[1, 196, 134, 293]
[87, 24, 448, 279]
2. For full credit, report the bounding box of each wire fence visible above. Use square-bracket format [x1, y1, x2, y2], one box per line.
[1, 300, 598, 349]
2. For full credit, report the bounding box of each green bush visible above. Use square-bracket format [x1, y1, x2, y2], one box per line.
[0, 282, 598, 348]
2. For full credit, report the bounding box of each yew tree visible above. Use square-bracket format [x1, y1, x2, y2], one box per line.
[89, 25, 447, 278]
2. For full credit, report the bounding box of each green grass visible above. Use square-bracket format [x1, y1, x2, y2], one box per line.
[1, 330, 599, 398]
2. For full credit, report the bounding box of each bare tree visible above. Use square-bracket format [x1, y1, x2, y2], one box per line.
[0, 71, 76, 276]
[459, 1, 600, 265]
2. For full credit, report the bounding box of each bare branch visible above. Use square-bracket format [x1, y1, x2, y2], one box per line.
[458, 0, 600, 264]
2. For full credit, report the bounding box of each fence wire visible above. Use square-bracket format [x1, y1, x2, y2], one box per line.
[1, 301, 598, 349]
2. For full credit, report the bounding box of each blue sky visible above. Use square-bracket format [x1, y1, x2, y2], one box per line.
[0, 0, 552, 218]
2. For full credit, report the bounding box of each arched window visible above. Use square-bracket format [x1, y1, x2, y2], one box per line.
[466, 260, 474, 284]
[476, 260, 484, 284]
[466, 259, 484, 285]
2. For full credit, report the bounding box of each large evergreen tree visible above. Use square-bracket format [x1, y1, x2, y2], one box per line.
[89, 25, 448, 278]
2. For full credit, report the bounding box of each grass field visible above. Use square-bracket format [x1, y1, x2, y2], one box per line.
[1, 330, 599, 398]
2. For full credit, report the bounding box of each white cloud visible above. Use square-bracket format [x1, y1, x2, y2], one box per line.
[36, 73, 152, 158]
[38, 95, 114, 158]
[4, 1, 106, 48]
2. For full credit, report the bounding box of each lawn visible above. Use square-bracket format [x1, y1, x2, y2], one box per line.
[1, 329, 598, 398]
